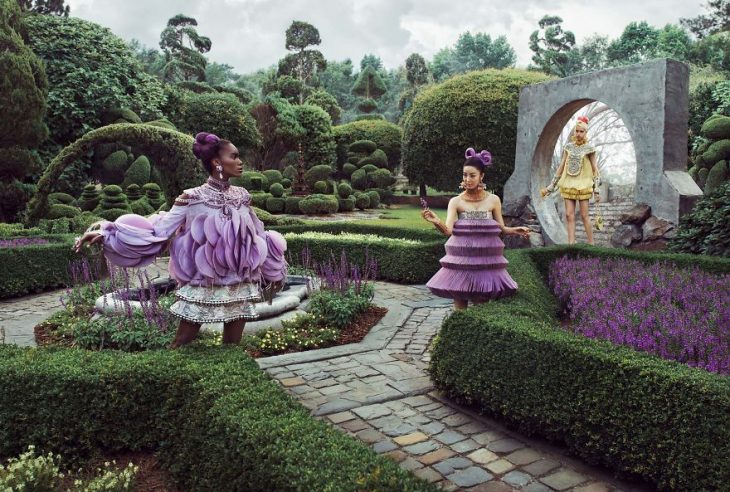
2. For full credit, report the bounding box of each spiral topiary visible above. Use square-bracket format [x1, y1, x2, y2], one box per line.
[77, 184, 101, 211]
[142, 182, 166, 210]
[125, 183, 143, 201]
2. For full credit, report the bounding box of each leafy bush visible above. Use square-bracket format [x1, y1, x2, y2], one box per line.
[281, 178, 292, 189]
[430, 246, 730, 491]
[359, 149, 388, 168]
[298, 194, 339, 214]
[348, 140, 377, 154]
[100, 150, 130, 184]
[0, 346, 436, 491]
[303, 164, 333, 189]
[265, 196, 286, 213]
[342, 163, 357, 178]
[338, 197, 355, 212]
[250, 192, 272, 210]
[24, 15, 165, 147]
[269, 182, 285, 198]
[282, 164, 298, 180]
[232, 171, 269, 192]
[175, 92, 261, 153]
[48, 192, 74, 205]
[706, 159, 730, 193]
[351, 169, 368, 190]
[130, 197, 155, 216]
[402, 69, 550, 194]
[262, 169, 283, 186]
[337, 182, 353, 198]
[251, 206, 275, 225]
[244, 314, 340, 355]
[366, 190, 381, 208]
[122, 155, 151, 188]
[355, 193, 370, 210]
[368, 168, 396, 188]
[313, 180, 328, 194]
[305, 89, 342, 124]
[48, 203, 81, 219]
[285, 196, 303, 214]
[142, 183, 166, 210]
[669, 181, 730, 257]
[124, 184, 142, 201]
[293, 104, 336, 167]
[333, 120, 402, 171]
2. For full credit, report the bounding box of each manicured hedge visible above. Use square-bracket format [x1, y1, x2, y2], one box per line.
[273, 223, 444, 283]
[0, 234, 97, 299]
[429, 246, 730, 491]
[0, 346, 436, 491]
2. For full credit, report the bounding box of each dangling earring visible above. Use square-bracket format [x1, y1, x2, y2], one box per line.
[480, 182, 487, 190]
[215, 165, 223, 180]
[458, 180, 465, 190]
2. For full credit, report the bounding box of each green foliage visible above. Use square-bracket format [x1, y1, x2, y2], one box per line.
[176, 92, 261, 151]
[357, 98, 378, 113]
[313, 180, 328, 194]
[281, 178, 291, 189]
[706, 159, 730, 192]
[430, 32, 516, 81]
[305, 89, 342, 124]
[352, 65, 387, 101]
[405, 52, 430, 86]
[130, 197, 155, 216]
[669, 181, 730, 256]
[368, 168, 396, 189]
[145, 118, 177, 130]
[430, 246, 730, 491]
[337, 182, 353, 198]
[262, 169, 283, 185]
[17, 0, 70, 16]
[333, 120, 402, 171]
[232, 171, 269, 192]
[25, 15, 164, 147]
[269, 182, 285, 198]
[303, 164, 333, 189]
[282, 164, 298, 180]
[308, 287, 373, 330]
[359, 149, 388, 168]
[101, 107, 142, 125]
[342, 163, 357, 178]
[47, 203, 80, 219]
[124, 183, 142, 201]
[142, 182, 166, 210]
[355, 193, 370, 209]
[0, 0, 48, 221]
[159, 14, 211, 83]
[293, 104, 336, 166]
[122, 155, 151, 188]
[0, 346, 436, 491]
[402, 69, 550, 195]
[100, 150, 130, 184]
[701, 114, 730, 139]
[529, 15, 580, 76]
[284, 196, 303, 214]
[249, 192, 271, 210]
[681, 1, 730, 38]
[366, 190, 380, 208]
[298, 194, 338, 214]
[338, 197, 355, 212]
[48, 192, 74, 205]
[348, 139, 377, 154]
[278, 21, 326, 103]
[351, 168, 368, 190]
[264, 196, 285, 214]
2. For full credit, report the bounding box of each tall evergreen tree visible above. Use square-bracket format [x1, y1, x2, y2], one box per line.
[681, 0, 730, 38]
[277, 20, 326, 103]
[0, 0, 48, 221]
[529, 15, 581, 76]
[159, 14, 211, 82]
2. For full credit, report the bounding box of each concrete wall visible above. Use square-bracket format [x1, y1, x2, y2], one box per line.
[504, 59, 703, 245]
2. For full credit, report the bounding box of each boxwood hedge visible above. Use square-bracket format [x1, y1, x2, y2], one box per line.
[429, 246, 730, 490]
[0, 346, 436, 491]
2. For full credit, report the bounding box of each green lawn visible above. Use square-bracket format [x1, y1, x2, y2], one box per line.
[296, 205, 448, 231]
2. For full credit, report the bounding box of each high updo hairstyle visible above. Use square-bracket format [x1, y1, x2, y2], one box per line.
[192, 132, 231, 173]
[463, 147, 492, 174]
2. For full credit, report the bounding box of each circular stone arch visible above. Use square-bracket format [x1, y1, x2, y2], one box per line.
[504, 59, 702, 244]
[25, 124, 207, 225]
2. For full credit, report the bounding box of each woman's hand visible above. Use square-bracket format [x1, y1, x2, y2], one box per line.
[593, 192, 601, 203]
[510, 226, 531, 239]
[421, 208, 441, 224]
[73, 231, 103, 253]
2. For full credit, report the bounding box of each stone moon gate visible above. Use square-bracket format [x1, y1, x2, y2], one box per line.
[504, 58, 703, 245]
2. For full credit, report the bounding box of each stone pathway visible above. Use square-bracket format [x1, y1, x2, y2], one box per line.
[1, 278, 649, 491]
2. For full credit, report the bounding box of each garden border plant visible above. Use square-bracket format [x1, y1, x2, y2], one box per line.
[429, 245, 730, 491]
[0, 345, 437, 491]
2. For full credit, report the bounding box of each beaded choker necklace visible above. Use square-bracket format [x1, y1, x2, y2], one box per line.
[207, 176, 231, 191]
[460, 189, 487, 202]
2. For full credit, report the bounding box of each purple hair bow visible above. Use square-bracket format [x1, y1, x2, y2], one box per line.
[205, 133, 220, 144]
[465, 147, 492, 166]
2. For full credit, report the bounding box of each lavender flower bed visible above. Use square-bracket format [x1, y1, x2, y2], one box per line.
[550, 256, 730, 375]
[0, 237, 50, 248]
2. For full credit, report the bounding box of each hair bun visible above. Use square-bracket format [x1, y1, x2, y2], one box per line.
[193, 132, 220, 159]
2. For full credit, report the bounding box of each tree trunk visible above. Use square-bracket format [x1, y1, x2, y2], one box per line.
[419, 182, 427, 197]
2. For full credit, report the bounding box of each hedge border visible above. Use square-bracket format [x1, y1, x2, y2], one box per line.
[0, 346, 436, 491]
[429, 246, 730, 490]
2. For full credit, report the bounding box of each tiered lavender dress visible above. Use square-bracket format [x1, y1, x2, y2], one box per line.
[97, 177, 287, 323]
[427, 210, 517, 302]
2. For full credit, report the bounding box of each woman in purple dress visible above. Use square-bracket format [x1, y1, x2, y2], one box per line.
[421, 148, 530, 310]
[75, 132, 288, 347]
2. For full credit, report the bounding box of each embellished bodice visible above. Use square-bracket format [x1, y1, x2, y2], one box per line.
[181, 177, 251, 220]
[458, 210, 493, 220]
[564, 142, 596, 176]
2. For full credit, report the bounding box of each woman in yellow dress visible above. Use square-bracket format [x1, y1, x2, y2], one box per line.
[541, 116, 601, 244]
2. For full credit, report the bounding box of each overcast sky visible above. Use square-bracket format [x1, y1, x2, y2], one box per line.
[65, 0, 705, 74]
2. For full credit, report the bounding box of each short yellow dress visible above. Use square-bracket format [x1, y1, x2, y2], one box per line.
[558, 142, 597, 200]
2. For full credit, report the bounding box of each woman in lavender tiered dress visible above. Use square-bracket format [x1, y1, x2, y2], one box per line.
[421, 149, 530, 310]
[74, 132, 288, 347]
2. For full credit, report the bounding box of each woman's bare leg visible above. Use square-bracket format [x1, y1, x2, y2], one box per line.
[454, 299, 468, 310]
[222, 319, 246, 344]
[564, 199, 576, 244]
[171, 320, 201, 348]
[579, 199, 594, 245]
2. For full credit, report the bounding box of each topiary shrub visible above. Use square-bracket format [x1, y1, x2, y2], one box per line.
[293, 104, 336, 167]
[122, 155, 151, 188]
[145, 118, 177, 130]
[250, 177, 264, 192]
[262, 169, 283, 186]
[699, 167, 710, 188]
[700, 114, 730, 140]
[368, 168, 396, 189]
[338, 197, 356, 212]
[303, 164, 333, 189]
[351, 169, 369, 190]
[298, 194, 339, 215]
[305, 89, 342, 124]
[402, 69, 551, 195]
[366, 190, 380, 208]
[233, 172, 270, 192]
[265, 197, 286, 214]
[100, 149, 130, 184]
[285, 196, 303, 214]
[358, 149, 388, 168]
[333, 120, 402, 171]
[251, 206, 275, 225]
[281, 178, 292, 189]
[125, 183, 142, 201]
[702, 138, 730, 164]
[77, 184, 101, 212]
[706, 159, 730, 193]
[348, 140, 377, 154]
[142, 183, 166, 210]
[24, 15, 165, 147]
[360, 164, 379, 175]
[48, 192, 74, 205]
[269, 182, 285, 198]
[669, 181, 730, 257]
[130, 197, 155, 216]
[100, 107, 142, 125]
[47, 204, 81, 219]
[337, 182, 353, 198]
[354, 193, 370, 210]
[342, 163, 357, 178]
[313, 180, 328, 194]
[282, 164, 298, 180]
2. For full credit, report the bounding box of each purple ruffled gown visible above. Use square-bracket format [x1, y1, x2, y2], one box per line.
[97, 177, 287, 323]
[427, 210, 517, 302]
